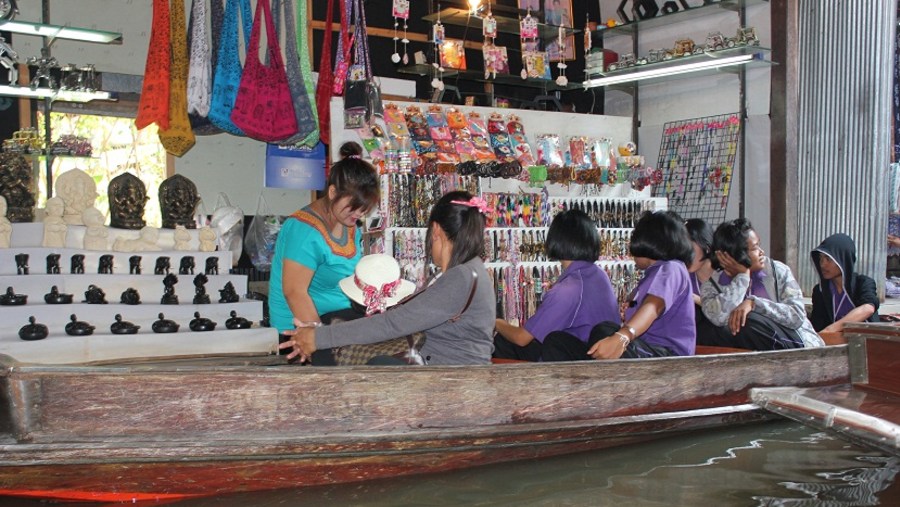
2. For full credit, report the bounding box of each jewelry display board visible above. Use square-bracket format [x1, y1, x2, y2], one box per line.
[652, 113, 741, 225]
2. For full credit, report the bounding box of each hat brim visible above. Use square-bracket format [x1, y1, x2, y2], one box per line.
[339, 276, 417, 310]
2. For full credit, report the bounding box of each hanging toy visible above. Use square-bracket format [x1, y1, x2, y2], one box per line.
[431, 8, 445, 91]
[520, 10, 539, 80]
[584, 15, 592, 57]
[391, 0, 410, 64]
[555, 26, 568, 86]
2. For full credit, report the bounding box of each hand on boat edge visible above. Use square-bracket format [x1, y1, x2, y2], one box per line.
[278, 319, 319, 362]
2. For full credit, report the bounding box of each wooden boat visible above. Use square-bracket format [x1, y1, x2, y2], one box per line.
[752, 323, 900, 457]
[0, 345, 849, 503]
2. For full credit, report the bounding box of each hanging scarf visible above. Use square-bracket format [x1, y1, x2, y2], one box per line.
[315, 0, 336, 145]
[274, 0, 319, 147]
[188, 0, 224, 135]
[159, 0, 196, 156]
[135, 0, 171, 130]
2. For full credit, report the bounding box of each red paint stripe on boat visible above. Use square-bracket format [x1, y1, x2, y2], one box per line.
[0, 489, 197, 502]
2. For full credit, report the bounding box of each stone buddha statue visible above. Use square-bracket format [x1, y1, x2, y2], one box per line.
[108, 172, 148, 230]
[159, 174, 200, 229]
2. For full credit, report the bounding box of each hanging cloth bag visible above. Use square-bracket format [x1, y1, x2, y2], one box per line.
[209, 0, 252, 136]
[186, 0, 218, 134]
[272, 0, 319, 147]
[331, 0, 352, 96]
[159, 0, 196, 156]
[135, 0, 171, 131]
[314, 0, 336, 145]
[344, 0, 382, 129]
[231, 0, 298, 142]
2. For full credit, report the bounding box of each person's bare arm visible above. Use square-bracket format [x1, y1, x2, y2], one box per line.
[495, 318, 535, 347]
[282, 259, 320, 325]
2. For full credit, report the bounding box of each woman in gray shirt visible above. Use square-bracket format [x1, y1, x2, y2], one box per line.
[281, 191, 496, 365]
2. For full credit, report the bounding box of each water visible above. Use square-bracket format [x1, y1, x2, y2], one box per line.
[2, 421, 898, 506]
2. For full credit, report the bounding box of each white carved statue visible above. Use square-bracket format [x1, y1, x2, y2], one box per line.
[198, 225, 217, 252]
[0, 196, 12, 248]
[42, 196, 68, 248]
[55, 169, 99, 225]
[113, 225, 162, 252]
[173, 224, 192, 251]
[82, 206, 109, 251]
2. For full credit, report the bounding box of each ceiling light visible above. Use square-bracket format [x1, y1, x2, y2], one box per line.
[0, 19, 123, 44]
[0, 85, 115, 102]
[583, 53, 760, 88]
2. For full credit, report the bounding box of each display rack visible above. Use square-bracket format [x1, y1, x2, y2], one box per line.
[652, 112, 741, 224]
[593, 0, 769, 36]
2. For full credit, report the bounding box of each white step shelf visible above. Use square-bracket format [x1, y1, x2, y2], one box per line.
[0, 246, 231, 276]
[0, 226, 278, 366]
[0, 327, 278, 365]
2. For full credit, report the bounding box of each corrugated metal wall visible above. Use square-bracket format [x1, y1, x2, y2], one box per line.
[794, 0, 896, 296]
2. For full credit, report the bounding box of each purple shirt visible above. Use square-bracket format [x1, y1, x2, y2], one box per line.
[831, 280, 854, 322]
[625, 260, 696, 356]
[524, 261, 619, 343]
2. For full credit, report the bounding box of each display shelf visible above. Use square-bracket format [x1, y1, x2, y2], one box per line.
[594, 0, 769, 37]
[423, 7, 579, 40]
[397, 65, 580, 92]
[0, 326, 277, 366]
[584, 49, 773, 90]
[0, 300, 264, 332]
[0, 272, 250, 302]
[0, 245, 231, 275]
[0, 18, 123, 44]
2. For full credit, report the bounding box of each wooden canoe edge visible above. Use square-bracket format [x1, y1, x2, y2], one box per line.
[750, 386, 900, 456]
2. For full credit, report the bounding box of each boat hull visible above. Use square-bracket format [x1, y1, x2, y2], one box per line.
[0, 346, 849, 502]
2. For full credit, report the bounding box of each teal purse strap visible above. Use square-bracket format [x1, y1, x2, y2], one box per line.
[210, 0, 252, 135]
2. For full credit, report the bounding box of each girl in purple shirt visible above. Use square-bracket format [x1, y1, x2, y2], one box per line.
[494, 210, 618, 361]
[543, 210, 696, 361]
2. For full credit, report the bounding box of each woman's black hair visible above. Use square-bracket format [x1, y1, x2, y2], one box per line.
[545, 209, 599, 262]
[685, 218, 713, 261]
[711, 218, 754, 269]
[327, 142, 379, 213]
[629, 210, 693, 264]
[426, 190, 486, 270]
[339, 141, 363, 159]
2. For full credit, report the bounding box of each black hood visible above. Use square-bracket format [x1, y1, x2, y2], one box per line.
[811, 233, 857, 300]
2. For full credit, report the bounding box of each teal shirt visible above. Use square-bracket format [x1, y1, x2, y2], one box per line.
[269, 209, 362, 332]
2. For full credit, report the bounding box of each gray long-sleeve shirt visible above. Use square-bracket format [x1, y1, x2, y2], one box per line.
[315, 257, 496, 365]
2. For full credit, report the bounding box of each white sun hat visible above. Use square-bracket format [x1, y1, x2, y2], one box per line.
[339, 254, 417, 315]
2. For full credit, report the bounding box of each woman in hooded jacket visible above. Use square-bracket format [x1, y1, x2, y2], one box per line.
[810, 233, 879, 333]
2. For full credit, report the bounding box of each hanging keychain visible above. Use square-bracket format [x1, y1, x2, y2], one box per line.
[391, 0, 409, 64]
[556, 26, 568, 86]
[431, 6, 445, 90]
[520, 9, 538, 80]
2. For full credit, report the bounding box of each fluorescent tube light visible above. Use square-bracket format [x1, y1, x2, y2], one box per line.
[583, 53, 758, 88]
[0, 20, 123, 44]
[0, 85, 115, 102]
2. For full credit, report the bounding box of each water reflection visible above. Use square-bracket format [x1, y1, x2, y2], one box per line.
[1, 422, 897, 507]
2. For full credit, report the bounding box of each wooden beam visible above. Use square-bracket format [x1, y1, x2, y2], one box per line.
[310, 21, 483, 50]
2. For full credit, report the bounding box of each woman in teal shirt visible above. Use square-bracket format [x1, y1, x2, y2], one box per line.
[269, 142, 379, 362]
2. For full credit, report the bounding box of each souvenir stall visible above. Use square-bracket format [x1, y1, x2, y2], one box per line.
[330, 98, 666, 326]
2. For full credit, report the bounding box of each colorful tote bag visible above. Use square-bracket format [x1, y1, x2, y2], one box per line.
[272, 0, 318, 147]
[230, 0, 298, 142]
[209, 0, 252, 135]
[187, 0, 222, 135]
